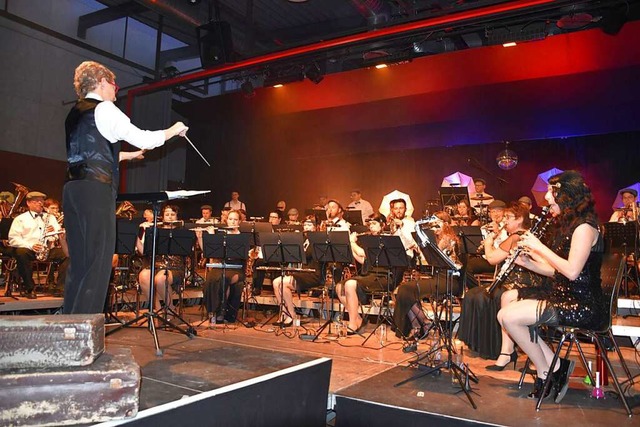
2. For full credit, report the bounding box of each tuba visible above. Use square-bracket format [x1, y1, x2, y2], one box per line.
[115, 201, 137, 220]
[0, 182, 30, 218]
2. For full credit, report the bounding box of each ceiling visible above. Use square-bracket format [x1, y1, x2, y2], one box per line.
[87, 0, 640, 98]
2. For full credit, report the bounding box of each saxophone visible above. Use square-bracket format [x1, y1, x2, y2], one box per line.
[486, 206, 550, 293]
[35, 214, 50, 262]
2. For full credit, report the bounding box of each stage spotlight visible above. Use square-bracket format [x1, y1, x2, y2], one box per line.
[304, 63, 324, 84]
[240, 80, 255, 98]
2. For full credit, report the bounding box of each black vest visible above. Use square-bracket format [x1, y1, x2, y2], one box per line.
[65, 98, 120, 191]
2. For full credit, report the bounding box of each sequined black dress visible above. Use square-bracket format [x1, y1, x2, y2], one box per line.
[529, 219, 605, 330]
[458, 265, 545, 359]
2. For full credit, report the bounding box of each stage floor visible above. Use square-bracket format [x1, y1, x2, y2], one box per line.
[95, 305, 640, 426]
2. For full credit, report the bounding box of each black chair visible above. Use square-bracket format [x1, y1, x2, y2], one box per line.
[534, 252, 634, 416]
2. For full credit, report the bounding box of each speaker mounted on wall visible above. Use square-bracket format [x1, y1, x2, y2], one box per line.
[197, 21, 234, 68]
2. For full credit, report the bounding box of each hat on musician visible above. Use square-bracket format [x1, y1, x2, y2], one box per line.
[200, 204, 213, 211]
[26, 191, 47, 200]
[518, 196, 533, 206]
[488, 200, 506, 210]
[620, 188, 638, 198]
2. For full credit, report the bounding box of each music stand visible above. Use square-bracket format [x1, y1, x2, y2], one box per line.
[603, 222, 639, 297]
[306, 208, 327, 224]
[257, 232, 305, 327]
[107, 191, 206, 356]
[107, 219, 140, 323]
[202, 232, 250, 325]
[395, 222, 479, 409]
[307, 231, 352, 341]
[454, 225, 483, 293]
[1, 218, 18, 299]
[143, 226, 195, 328]
[357, 234, 408, 345]
[343, 210, 363, 226]
[440, 186, 470, 211]
[239, 221, 273, 246]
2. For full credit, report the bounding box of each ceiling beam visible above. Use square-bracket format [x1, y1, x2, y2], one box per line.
[77, 1, 148, 39]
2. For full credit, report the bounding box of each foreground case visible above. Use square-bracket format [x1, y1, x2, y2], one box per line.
[0, 314, 105, 369]
[0, 347, 141, 426]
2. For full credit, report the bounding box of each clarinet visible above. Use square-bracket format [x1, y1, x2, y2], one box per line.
[486, 206, 550, 294]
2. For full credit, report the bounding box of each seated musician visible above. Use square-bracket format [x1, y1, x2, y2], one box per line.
[271, 216, 322, 327]
[324, 199, 350, 230]
[458, 202, 547, 366]
[387, 198, 417, 255]
[393, 211, 462, 339]
[470, 178, 495, 215]
[8, 191, 68, 299]
[44, 198, 63, 225]
[452, 199, 480, 226]
[464, 200, 508, 286]
[136, 204, 184, 313]
[335, 214, 405, 335]
[198, 209, 246, 325]
[609, 188, 638, 222]
[250, 210, 281, 296]
[196, 204, 215, 224]
[286, 208, 300, 225]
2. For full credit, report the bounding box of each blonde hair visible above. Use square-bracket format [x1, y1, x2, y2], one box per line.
[73, 61, 116, 98]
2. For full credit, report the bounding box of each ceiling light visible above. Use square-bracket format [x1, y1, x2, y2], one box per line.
[375, 64, 388, 69]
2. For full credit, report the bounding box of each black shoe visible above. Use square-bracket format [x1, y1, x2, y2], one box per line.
[527, 377, 553, 400]
[486, 351, 518, 371]
[23, 291, 37, 300]
[553, 358, 576, 404]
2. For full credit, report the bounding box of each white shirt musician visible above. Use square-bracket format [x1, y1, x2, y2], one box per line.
[223, 191, 246, 212]
[470, 178, 495, 214]
[324, 199, 350, 230]
[8, 191, 67, 298]
[387, 198, 418, 257]
[347, 190, 374, 223]
[197, 204, 216, 224]
[609, 189, 638, 222]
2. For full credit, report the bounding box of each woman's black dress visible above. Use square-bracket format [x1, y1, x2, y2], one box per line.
[525, 219, 605, 331]
[458, 266, 546, 359]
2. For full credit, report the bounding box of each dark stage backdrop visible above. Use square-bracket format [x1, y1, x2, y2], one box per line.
[177, 91, 639, 222]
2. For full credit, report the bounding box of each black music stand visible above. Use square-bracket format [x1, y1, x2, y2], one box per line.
[357, 234, 408, 345]
[439, 187, 470, 209]
[454, 225, 483, 293]
[307, 231, 352, 341]
[343, 210, 363, 226]
[202, 232, 250, 326]
[603, 222, 639, 297]
[395, 224, 479, 409]
[144, 227, 194, 324]
[107, 192, 200, 357]
[106, 219, 140, 324]
[306, 208, 327, 225]
[1, 218, 18, 299]
[259, 232, 305, 327]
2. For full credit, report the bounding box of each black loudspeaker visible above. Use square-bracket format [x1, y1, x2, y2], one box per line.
[197, 21, 233, 68]
[601, 6, 628, 35]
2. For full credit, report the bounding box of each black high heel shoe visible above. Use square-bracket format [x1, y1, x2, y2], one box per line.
[486, 351, 518, 371]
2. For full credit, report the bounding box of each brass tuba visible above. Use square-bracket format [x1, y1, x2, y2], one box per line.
[115, 201, 137, 220]
[0, 182, 30, 218]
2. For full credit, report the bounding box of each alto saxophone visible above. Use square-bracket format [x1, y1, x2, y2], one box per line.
[35, 214, 50, 262]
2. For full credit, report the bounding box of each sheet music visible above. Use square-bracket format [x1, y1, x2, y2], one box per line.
[165, 190, 211, 200]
